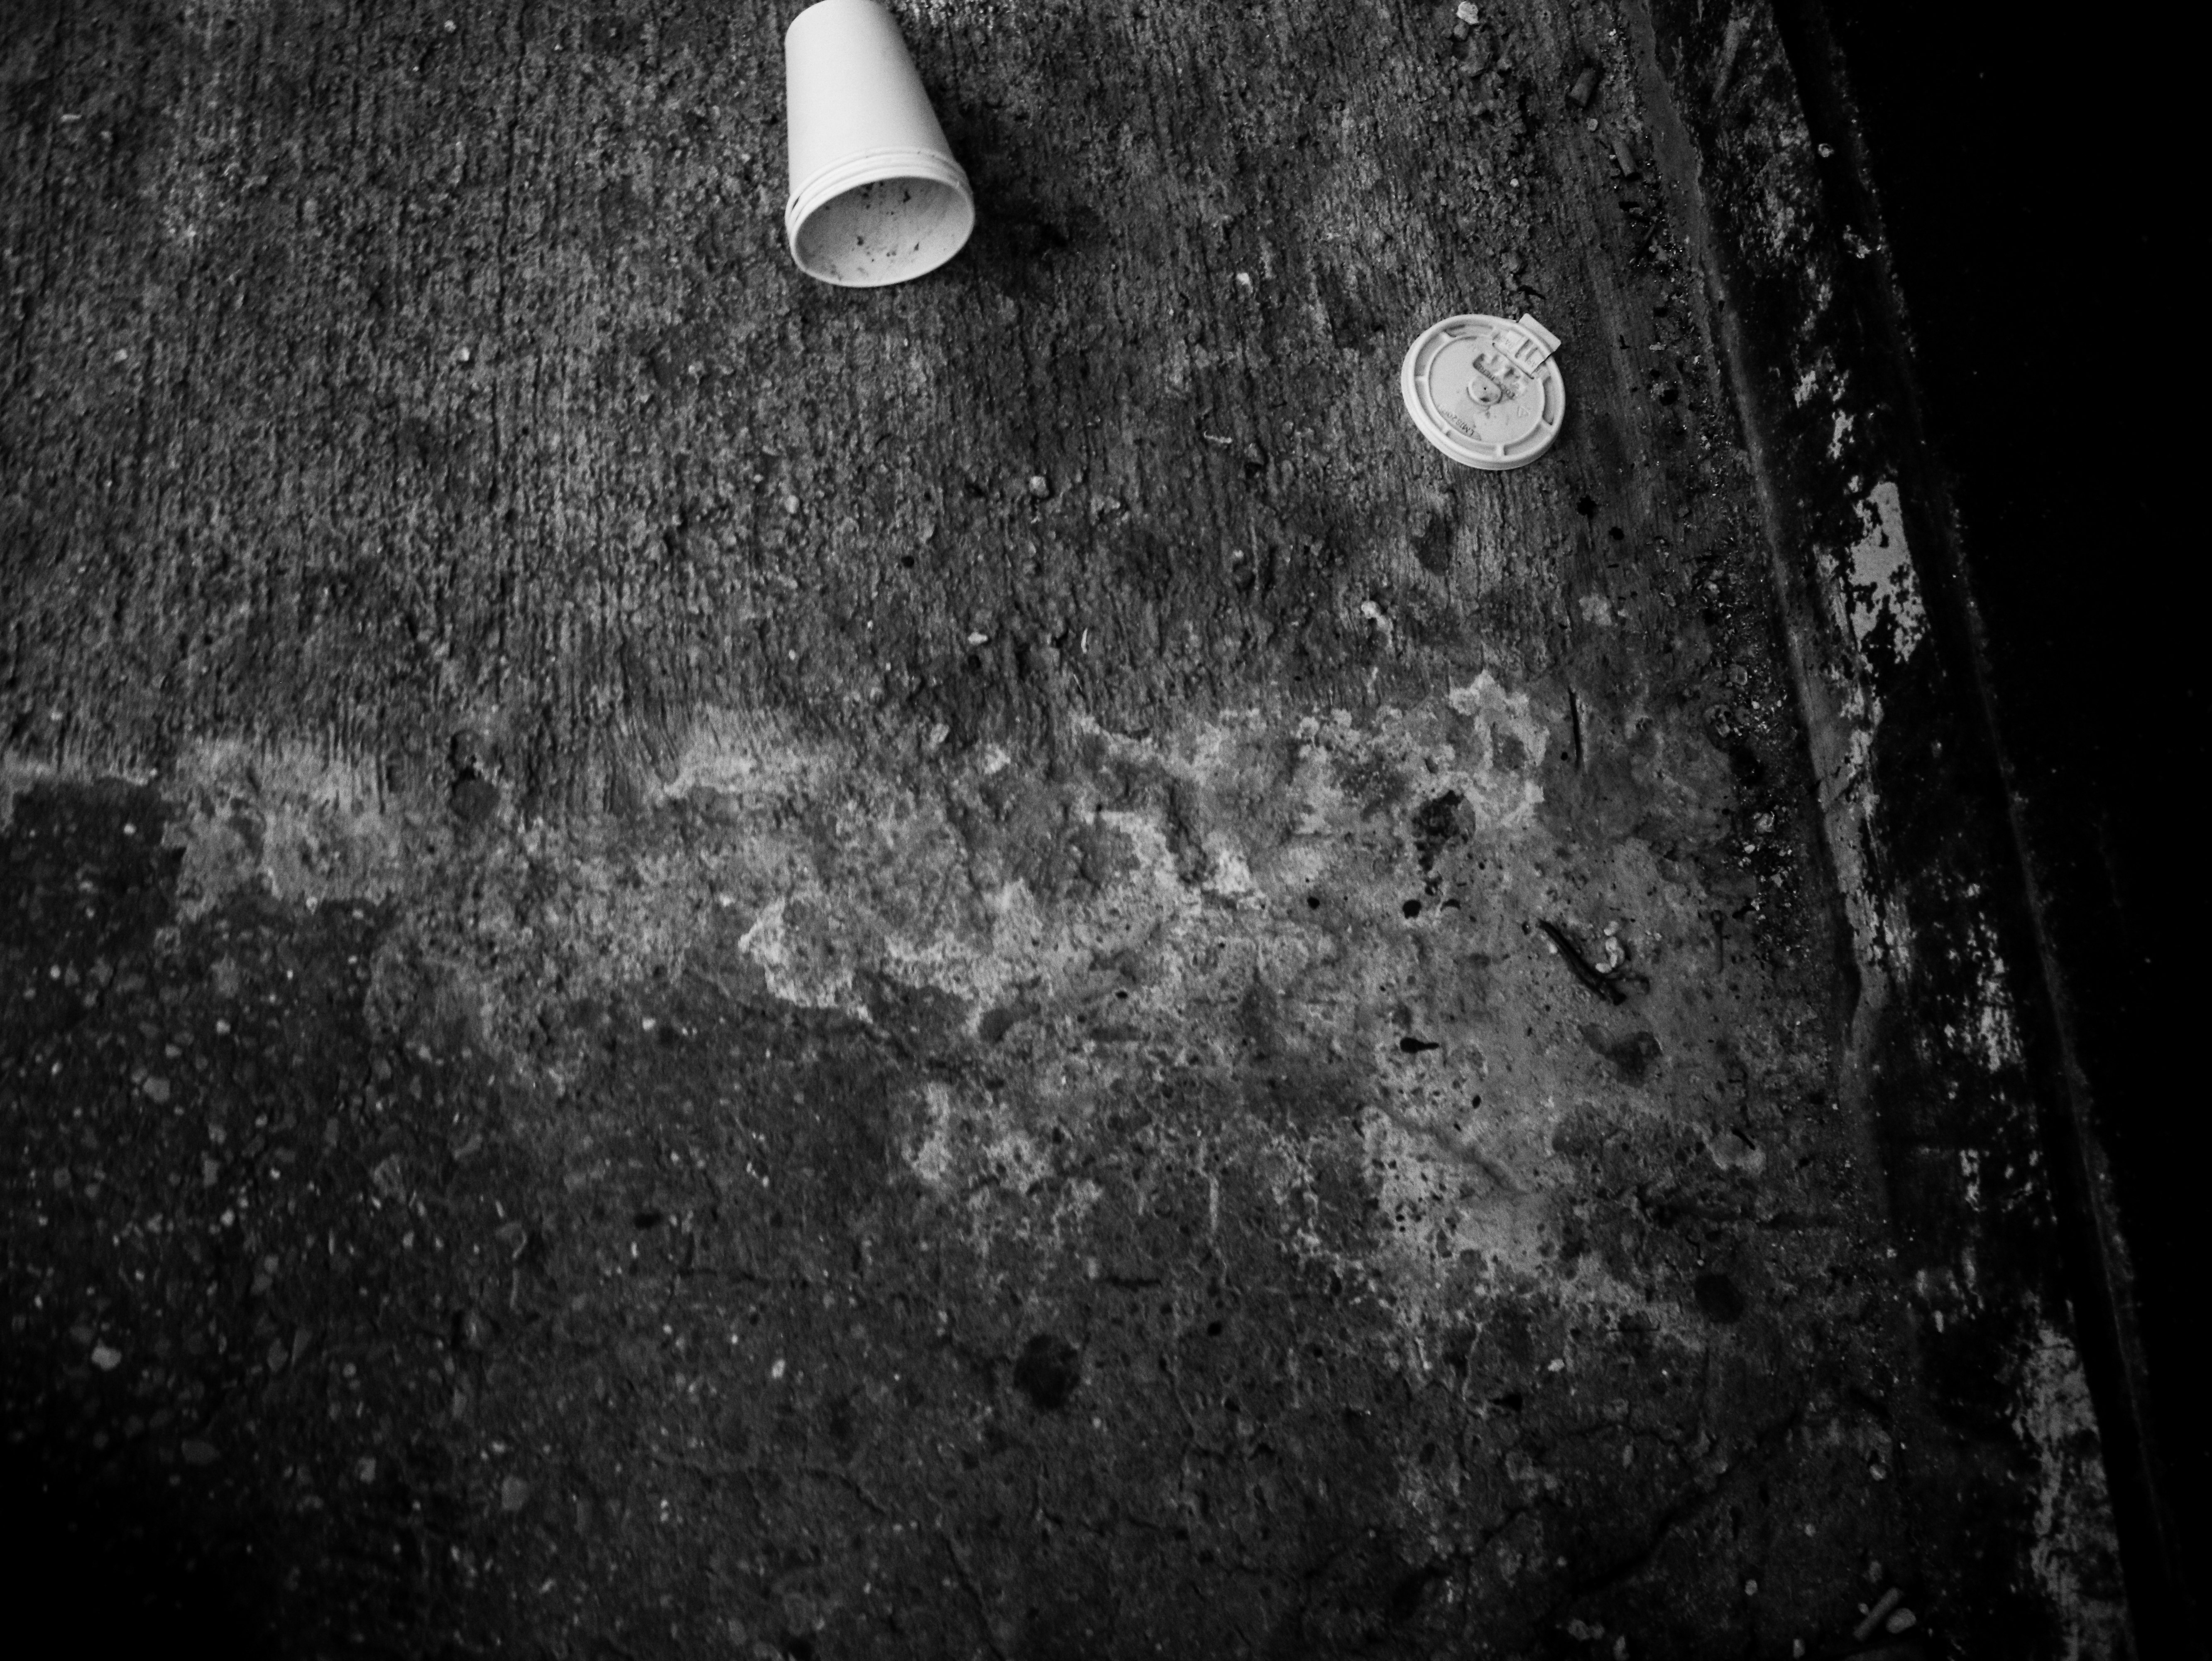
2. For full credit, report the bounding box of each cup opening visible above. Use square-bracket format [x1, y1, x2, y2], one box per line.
[792, 174, 973, 287]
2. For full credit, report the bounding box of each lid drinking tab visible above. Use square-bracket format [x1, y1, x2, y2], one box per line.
[1399, 313, 1568, 471]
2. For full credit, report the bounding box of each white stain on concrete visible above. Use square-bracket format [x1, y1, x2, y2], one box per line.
[149, 742, 401, 920]
[55, 673, 1807, 1363]
[735, 897, 862, 1016]
[1442, 670, 1551, 829]
[910, 1082, 959, 1189]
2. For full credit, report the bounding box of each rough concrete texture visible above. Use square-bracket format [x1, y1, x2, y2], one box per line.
[1, 1, 2122, 1657]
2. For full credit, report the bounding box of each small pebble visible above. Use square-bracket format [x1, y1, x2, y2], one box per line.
[1569, 66, 1598, 107]
[91, 1344, 122, 1371]
[1886, 1608, 1918, 1634]
[1027, 474, 1050, 497]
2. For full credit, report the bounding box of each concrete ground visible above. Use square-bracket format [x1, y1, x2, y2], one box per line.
[0, 2, 2129, 1657]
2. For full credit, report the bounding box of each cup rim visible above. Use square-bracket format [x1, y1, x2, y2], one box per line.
[785, 149, 975, 287]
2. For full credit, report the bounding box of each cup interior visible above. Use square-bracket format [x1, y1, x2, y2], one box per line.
[793, 174, 973, 287]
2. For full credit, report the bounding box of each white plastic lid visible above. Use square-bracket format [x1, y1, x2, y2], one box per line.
[1400, 313, 1566, 470]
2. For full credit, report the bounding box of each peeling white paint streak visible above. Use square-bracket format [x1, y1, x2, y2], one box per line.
[1845, 480, 1925, 660]
[2016, 1324, 2131, 1656]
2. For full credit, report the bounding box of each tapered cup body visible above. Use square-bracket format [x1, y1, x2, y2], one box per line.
[784, 0, 974, 287]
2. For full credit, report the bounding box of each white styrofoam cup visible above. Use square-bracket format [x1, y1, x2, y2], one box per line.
[783, 0, 975, 287]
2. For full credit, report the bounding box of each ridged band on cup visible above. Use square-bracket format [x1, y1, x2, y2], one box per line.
[784, 147, 975, 287]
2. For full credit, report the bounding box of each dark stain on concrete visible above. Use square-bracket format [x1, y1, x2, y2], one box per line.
[1582, 1023, 1663, 1084]
[1012, 1334, 1083, 1413]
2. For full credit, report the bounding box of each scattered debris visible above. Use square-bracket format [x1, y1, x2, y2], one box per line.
[370, 1154, 406, 1200]
[1539, 919, 1629, 1005]
[1853, 1587, 1903, 1642]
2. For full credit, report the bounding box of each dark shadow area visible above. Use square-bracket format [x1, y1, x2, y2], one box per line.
[1782, 3, 2202, 1649]
[0, 1418, 276, 1656]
